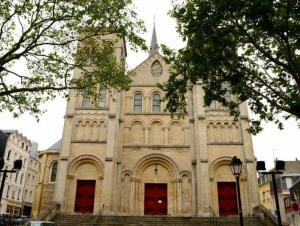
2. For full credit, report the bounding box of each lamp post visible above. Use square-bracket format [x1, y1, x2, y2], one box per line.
[0, 158, 23, 204]
[256, 160, 284, 226]
[230, 156, 244, 226]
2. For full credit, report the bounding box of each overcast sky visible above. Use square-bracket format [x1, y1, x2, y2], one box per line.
[0, 0, 299, 170]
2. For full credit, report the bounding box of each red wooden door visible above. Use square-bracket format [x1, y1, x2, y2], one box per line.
[74, 180, 96, 213]
[144, 183, 167, 215]
[217, 182, 238, 216]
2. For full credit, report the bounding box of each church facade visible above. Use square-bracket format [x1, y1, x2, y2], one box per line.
[33, 28, 259, 217]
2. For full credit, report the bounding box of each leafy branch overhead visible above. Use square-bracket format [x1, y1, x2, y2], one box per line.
[162, 0, 300, 133]
[0, 0, 146, 116]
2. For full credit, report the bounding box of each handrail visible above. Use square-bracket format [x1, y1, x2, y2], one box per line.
[209, 206, 219, 226]
[253, 205, 289, 226]
[95, 203, 104, 225]
[38, 201, 61, 221]
[100, 203, 104, 216]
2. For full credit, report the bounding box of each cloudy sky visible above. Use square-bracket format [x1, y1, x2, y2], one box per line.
[0, 0, 299, 169]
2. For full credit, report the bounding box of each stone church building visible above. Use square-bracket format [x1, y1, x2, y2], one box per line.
[32, 27, 259, 218]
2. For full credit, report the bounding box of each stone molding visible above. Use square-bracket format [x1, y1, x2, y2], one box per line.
[122, 144, 190, 148]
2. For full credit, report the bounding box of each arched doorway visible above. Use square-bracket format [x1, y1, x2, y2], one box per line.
[209, 156, 247, 216]
[121, 154, 182, 215]
[64, 155, 104, 214]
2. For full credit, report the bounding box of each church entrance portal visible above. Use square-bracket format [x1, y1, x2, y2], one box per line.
[74, 180, 96, 213]
[144, 183, 167, 215]
[217, 182, 238, 216]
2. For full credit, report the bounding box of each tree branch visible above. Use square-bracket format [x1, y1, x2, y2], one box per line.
[229, 11, 295, 76]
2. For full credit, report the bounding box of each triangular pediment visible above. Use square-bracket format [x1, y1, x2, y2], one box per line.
[130, 53, 171, 86]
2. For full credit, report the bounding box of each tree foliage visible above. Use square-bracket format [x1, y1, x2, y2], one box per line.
[0, 0, 146, 117]
[162, 0, 300, 133]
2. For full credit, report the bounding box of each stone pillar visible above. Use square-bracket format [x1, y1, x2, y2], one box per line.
[177, 179, 182, 215]
[53, 89, 77, 207]
[145, 127, 149, 144]
[102, 111, 119, 214]
[197, 116, 210, 216]
[129, 178, 135, 214]
[165, 128, 169, 144]
[193, 85, 210, 216]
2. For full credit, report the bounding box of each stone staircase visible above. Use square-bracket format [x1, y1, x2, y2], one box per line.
[52, 215, 264, 226]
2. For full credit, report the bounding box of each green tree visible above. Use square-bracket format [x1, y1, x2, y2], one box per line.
[0, 0, 145, 116]
[161, 0, 300, 133]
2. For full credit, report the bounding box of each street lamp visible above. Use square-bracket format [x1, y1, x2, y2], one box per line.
[0, 158, 23, 204]
[230, 156, 244, 226]
[256, 160, 285, 226]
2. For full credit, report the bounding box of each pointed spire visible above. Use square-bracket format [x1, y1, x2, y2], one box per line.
[149, 18, 159, 56]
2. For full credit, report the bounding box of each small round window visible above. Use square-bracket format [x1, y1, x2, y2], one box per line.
[150, 60, 163, 77]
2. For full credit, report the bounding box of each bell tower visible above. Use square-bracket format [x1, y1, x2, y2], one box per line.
[53, 33, 126, 214]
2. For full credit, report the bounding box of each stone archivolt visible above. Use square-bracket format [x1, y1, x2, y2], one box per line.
[119, 154, 192, 215]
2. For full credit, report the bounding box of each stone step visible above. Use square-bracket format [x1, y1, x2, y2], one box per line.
[53, 215, 264, 226]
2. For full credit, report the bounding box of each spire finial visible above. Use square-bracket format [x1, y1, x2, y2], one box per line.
[149, 17, 159, 56]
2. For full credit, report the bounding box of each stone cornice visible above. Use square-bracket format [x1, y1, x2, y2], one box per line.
[122, 144, 190, 148]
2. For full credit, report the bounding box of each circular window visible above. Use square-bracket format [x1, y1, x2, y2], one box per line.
[150, 60, 163, 77]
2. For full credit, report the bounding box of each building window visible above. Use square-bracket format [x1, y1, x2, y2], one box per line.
[284, 197, 291, 208]
[27, 174, 30, 184]
[7, 150, 11, 160]
[152, 93, 161, 112]
[133, 93, 142, 112]
[15, 172, 18, 183]
[22, 142, 24, 148]
[6, 186, 10, 198]
[17, 190, 20, 200]
[23, 159, 26, 169]
[20, 174, 23, 184]
[222, 82, 231, 102]
[209, 101, 217, 109]
[50, 161, 58, 182]
[99, 89, 107, 108]
[82, 89, 90, 108]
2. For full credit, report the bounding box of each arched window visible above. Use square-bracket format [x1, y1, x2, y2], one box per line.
[99, 89, 107, 108]
[152, 93, 161, 112]
[50, 161, 58, 182]
[209, 101, 217, 109]
[133, 93, 142, 112]
[222, 82, 231, 102]
[82, 89, 90, 108]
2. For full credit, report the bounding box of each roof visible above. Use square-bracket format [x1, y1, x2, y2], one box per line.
[47, 139, 61, 150]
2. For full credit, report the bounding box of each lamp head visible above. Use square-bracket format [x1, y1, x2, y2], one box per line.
[256, 161, 266, 172]
[13, 159, 22, 170]
[230, 156, 243, 176]
[275, 160, 285, 171]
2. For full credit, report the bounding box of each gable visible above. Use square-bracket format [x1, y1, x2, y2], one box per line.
[130, 53, 171, 86]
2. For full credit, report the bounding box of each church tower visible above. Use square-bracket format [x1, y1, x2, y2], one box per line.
[35, 27, 259, 217]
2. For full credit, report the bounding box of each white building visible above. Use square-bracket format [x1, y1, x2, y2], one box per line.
[23, 142, 40, 217]
[0, 130, 33, 215]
